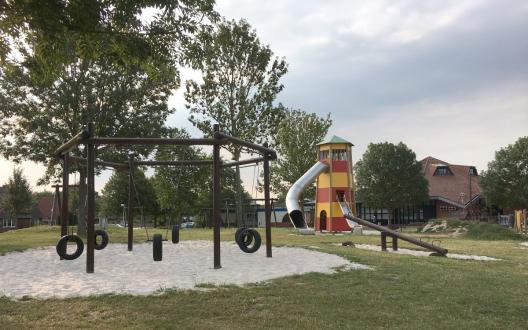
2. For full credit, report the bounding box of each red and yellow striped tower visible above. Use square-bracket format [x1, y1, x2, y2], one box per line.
[315, 136, 356, 232]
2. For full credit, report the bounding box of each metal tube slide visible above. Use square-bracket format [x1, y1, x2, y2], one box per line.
[286, 161, 329, 230]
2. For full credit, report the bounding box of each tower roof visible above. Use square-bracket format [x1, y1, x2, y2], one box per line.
[316, 135, 354, 146]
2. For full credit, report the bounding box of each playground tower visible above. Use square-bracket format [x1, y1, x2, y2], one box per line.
[315, 136, 356, 232]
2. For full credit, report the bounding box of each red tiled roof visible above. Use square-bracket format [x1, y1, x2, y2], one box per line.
[421, 156, 482, 208]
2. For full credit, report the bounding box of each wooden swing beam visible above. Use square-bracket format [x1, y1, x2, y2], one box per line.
[55, 122, 275, 273]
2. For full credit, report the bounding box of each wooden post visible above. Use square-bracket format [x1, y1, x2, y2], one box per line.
[381, 231, 387, 251]
[86, 123, 95, 273]
[263, 142, 272, 258]
[127, 153, 134, 251]
[213, 124, 221, 269]
[392, 236, 398, 251]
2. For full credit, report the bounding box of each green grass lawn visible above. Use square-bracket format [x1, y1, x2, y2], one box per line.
[1, 225, 528, 329]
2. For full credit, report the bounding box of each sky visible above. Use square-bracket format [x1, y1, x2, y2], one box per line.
[1, 0, 527, 194]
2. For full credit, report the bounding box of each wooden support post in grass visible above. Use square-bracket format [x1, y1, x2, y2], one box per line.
[86, 123, 95, 273]
[392, 236, 398, 251]
[263, 142, 272, 258]
[213, 124, 221, 269]
[127, 153, 134, 252]
[381, 232, 387, 251]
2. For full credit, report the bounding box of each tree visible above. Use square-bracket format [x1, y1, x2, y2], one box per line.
[185, 18, 288, 225]
[151, 128, 210, 223]
[195, 164, 251, 227]
[0, 1, 216, 82]
[151, 128, 249, 226]
[2, 168, 33, 220]
[269, 107, 332, 200]
[0, 1, 216, 235]
[100, 168, 159, 222]
[480, 136, 528, 210]
[355, 142, 428, 227]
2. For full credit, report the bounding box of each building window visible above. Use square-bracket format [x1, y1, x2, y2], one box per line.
[469, 167, 478, 176]
[448, 206, 457, 211]
[319, 150, 329, 160]
[440, 206, 448, 211]
[434, 166, 452, 176]
[332, 149, 347, 161]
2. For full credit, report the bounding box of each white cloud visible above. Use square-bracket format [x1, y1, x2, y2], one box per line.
[338, 81, 528, 171]
[2, 0, 527, 201]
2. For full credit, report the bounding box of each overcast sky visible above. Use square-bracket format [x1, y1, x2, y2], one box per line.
[1, 0, 527, 193]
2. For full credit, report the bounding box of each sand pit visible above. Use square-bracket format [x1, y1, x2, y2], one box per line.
[351, 244, 501, 261]
[0, 241, 370, 299]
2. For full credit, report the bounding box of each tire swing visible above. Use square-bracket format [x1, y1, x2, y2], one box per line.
[94, 229, 109, 250]
[131, 170, 174, 243]
[235, 227, 248, 244]
[56, 235, 84, 260]
[153, 234, 163, 261]
[171, 224, 179, 244]
[235, 228, 261, 253]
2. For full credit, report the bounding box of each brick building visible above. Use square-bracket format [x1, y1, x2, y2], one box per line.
[356, 156, 485, 225]
[0, 186, 59, 232]
[421, 156, 485, 219]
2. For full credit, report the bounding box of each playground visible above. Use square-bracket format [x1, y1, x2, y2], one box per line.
[1, 225, 528, 328]
[0, 126, 526, 329]
[1, 239, 368, 299]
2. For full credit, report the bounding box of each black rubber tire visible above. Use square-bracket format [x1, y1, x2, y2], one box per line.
[172, 225, 180, 244]
[94, 229, 109, 250]
[239, 229, 253, 246]
[237, 229, 261, 253]
[235, 227, 247, 243]
[56, 235, 84, 260]
[153, 234, 163, 261]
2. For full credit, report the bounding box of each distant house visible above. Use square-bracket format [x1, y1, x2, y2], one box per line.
[355, 156, 486, 225]
[421, 156, 485, 219]
[0, 186, 60, 232]
[0, 185, 11, 231]
[33, 195, 60, 225]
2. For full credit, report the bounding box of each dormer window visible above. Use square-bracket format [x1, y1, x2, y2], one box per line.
[469, 167, 478, 176]
[434, 165, 453, 176]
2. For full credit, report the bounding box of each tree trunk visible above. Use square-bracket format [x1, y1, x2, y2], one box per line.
[77, 168, 87, 237]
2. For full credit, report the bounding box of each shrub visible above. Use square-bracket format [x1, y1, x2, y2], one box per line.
[465, 222, 525, 241]
[446, 219, 466, 228]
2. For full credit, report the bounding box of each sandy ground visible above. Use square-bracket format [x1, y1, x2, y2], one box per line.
[0, 241, 370, 299]
[350, 244, 501, 261]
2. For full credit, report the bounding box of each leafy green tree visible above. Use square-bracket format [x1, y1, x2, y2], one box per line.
[0, 1, 216, 82]
[195, 164, 251, 227]
[268, 107, 332, 200]
[480, 136, 528, 209]
[2, 168, 33, 220]
[100, 168, 159, 223]
[151, 128, 249, 225]
[151, 128, 210, 223]
[355, 142, 428, 227]
[185, 18, 288, 225]
[0, 0, 216, 235]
